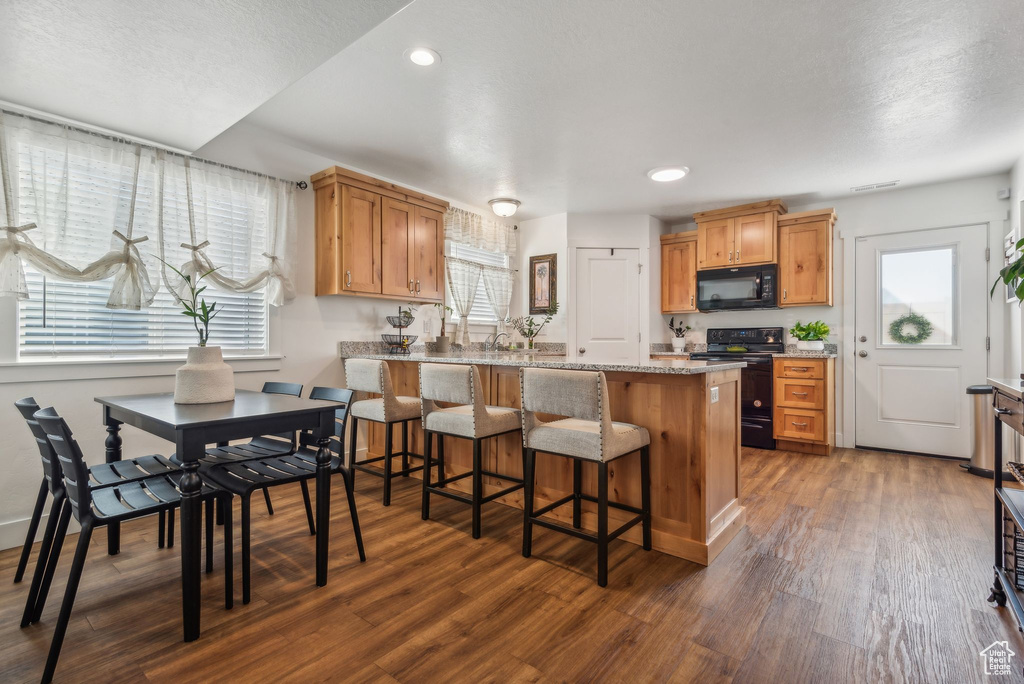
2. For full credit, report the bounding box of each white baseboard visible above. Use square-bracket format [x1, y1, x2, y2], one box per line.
[0, 512, 81, 553]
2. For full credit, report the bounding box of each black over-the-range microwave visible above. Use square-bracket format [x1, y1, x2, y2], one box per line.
[696, 263, 778, 311]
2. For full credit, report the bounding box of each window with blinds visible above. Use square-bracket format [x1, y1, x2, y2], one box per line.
[448, 242, 509, 324]
[19, 270, 267, 356]
[14, 139, 269, 358]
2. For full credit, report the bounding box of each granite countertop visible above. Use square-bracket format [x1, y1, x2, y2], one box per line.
[339, 350, 746, 375]
[651, 351, 835, 359]
[989, 377, 1024, 400]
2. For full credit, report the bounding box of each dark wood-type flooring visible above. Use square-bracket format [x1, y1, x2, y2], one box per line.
[1, 446, 1021, 683]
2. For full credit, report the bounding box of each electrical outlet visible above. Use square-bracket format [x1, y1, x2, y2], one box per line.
[710, 386, 719, 403]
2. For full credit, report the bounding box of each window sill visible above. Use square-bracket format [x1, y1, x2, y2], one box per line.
[0, 355, 284, 384]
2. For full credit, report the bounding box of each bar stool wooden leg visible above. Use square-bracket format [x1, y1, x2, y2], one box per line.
[422, 430, 433, 521]
[522, 448, 535, 558]
[640, 446, 652, 550]
[597, 461, 609, 588]
[401, 421, 410, 476]
[383, 424, 394, 507]
[348, 416, 359, 489]
[572, 459, 582, 529]
[471, 438, 482, 539]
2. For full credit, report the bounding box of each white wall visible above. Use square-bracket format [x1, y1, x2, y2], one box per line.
[0, 121, 494, 550]
[514, 213, 568, 343]
[1008, 154, 1024, 379]
[668, 173, 1012, 447]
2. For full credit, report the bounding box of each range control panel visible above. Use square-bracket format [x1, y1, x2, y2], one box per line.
[705, 327, 785, 352]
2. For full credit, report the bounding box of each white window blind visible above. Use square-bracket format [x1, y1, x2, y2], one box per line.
[15, 139, 269, 358]
[19, 270, 267, 356]
[449, 242, 509, 324]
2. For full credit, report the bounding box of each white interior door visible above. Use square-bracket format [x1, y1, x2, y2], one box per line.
[854, 225, 988, 458]
[575, 248, 640, 363]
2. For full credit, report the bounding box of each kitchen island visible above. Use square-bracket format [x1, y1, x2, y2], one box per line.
[339, 349, 747, 565]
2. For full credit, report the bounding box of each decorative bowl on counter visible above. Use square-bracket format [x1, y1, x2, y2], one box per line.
[386, 314, 415, 328]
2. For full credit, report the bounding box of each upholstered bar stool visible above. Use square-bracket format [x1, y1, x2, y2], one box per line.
[419, 363, 524, 538]
[345, 358, 423, 506]
[519, 367, 652, 587]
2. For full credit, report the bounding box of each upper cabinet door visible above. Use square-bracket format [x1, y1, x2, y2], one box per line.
[413, 206, 444, 301]
[341, 185, 382, 294]
[734, 212, 776, 265]
[381, 197, 414, 297]
[779, 220, 831, 306]
[661, 238, 697, 313]
[697, 218, 734, 270]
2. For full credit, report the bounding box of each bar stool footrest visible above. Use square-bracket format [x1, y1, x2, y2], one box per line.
[529, 494, 644, 543]
[577, 492, 643, 515]
[426, 487, 473, 505]
[481, 482, 525, 503]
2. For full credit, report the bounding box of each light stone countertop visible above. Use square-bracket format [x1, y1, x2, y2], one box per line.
[989, 377, 1024, 400]
[339, 350, 746, 375]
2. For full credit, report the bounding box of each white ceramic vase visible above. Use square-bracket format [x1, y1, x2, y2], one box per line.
[174, 346, 235, 404]
[795, 340, 825, 351]
[671, 336, 687, 352]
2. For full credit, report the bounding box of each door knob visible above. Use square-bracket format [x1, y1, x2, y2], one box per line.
[859, 335, 867, 343]
[858, 350, 868, 358]
[578, 347, 586, 355]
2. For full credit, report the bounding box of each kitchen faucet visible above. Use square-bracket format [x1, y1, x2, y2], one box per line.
[485, 331, 510, 351]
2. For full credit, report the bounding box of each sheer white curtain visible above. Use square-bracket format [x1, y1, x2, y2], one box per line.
[446, 257, 482, 345]
[0, 109, 296, 309]
[481, 265, 515, 335]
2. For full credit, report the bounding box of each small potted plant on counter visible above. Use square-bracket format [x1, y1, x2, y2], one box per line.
[789, 320, 830, 351]
[667, 318, 691, 352]
[507, 298, 559, 350]
[433, 303, 454, 353]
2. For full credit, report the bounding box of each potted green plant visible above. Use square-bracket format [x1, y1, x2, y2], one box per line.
[162, 262, 234, 404]
[667, 317, 692, 352]
[507, 298, 559, 350]
[993, 236, 1024, 303]
[433, 303, 455, 353]
[789, 320, 830, 351]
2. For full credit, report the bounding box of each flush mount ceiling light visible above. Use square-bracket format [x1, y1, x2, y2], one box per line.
[405, 47, 440, 66]
[489, 198, 520, 217]
[647, 166, 689, 182]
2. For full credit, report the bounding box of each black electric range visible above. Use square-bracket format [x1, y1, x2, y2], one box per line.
[691, 327, 784, 450]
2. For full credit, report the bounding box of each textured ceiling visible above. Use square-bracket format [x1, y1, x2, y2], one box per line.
[245, 0, 1024, 220]
[0, 0, 411, 151]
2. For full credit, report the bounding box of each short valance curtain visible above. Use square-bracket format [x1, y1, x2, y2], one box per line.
[443, 208, 517, 344]
[0, 110, 296, 310]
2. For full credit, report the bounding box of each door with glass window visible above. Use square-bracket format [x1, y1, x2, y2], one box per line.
[854, 225, 988, 457]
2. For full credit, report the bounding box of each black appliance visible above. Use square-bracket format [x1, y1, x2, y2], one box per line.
[691, 327, 784, 450]
[696, 263, 777, 311]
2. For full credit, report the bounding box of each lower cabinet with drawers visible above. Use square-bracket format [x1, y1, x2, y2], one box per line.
[773, 357, 835, 454]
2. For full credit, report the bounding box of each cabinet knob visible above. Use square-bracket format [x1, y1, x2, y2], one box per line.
[416, 279, 421, 293]
[736, 251, 740, 263]
[578, 347, 586, 355]
[409, 279, 414, 294]
[690, 295, 694, 307]
[728, 251, 733, 263]
[345, 270, 352, 287]
[783, 289, 787, 300]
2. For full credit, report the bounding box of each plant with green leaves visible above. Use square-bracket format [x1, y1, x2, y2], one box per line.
[507, 298, 559, 348]
[162, 260, 220, 347]
[993, 236, 1024, 302]
[433, 303, 455, 337]
[789, 320, 830, 341]
[667, 317, 691, 338]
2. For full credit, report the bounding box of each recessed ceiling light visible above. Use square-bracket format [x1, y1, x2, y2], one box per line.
[406, 47, 440, 66]
[489, 198, 520, 217]
[647, 166, 689, 182]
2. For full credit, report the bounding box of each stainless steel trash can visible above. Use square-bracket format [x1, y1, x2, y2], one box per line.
[965, 384, 1017, 478]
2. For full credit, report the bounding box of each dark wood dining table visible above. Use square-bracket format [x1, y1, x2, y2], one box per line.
[94, 390, 340, 642]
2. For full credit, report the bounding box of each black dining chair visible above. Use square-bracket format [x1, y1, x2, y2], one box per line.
[33, 407, 233, 684]
[200, 387, 365, 604]
[173, 381, 304, 517]
[13, 398, 181, 627]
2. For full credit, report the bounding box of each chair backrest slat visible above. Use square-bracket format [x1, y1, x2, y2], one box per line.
[261, 382, 303, 442]
[34, 408, 92, 523]
[300, 386, 354, 456]
[15, 397, 65, 497]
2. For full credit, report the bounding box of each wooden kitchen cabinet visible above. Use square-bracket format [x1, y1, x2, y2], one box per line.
[312, 165, 449, 302]
[693, 199, 786, 271]
[778, 208, 836, 307]
[773, 357, 834, 455]
[660, 232, 698, 313]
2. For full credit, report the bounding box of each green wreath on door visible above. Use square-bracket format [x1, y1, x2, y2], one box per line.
[888, 312, 933, 344]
